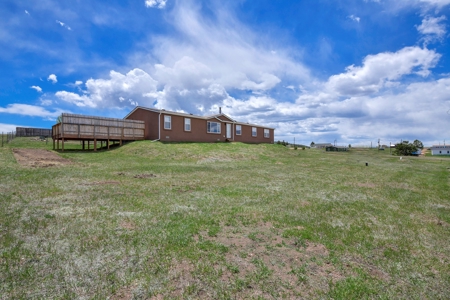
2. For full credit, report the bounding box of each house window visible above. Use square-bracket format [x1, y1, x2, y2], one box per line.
[264, 129, 269, 138]
[164, 115, 171, 130]
[252, 127, 257, 137]
[207, 121, 221, 134]
[185, 118, 191, 131]
[439, 151, 442, 153]
[236, 125, 242, 135]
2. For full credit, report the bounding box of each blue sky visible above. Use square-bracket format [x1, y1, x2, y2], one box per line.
[1, 0, 449, 146]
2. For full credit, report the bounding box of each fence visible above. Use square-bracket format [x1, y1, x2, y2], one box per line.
[1, 131, 16, 147]
[16, 127, 52, 137]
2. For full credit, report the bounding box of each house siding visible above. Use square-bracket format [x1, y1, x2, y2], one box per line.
[125, 107, 274, 144]
[126, 109, 160, 140]
[233, 124, 274, 144]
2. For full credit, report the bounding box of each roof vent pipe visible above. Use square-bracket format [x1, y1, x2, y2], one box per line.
[219, 107, 222, 114]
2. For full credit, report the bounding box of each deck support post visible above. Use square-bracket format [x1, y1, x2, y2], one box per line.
[62, 138, 64, 152]
[94, 139, 97, 152]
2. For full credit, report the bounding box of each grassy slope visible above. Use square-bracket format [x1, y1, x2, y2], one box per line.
[1, 138, 449, 299]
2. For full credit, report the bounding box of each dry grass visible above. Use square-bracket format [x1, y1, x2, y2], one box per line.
[1, 138, 449, 299]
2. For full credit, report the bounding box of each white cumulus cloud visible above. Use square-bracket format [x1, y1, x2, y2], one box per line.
[56, 68, 157, 108]
[47, 74, 57, 83]
[30, 85, 42, 93]
[145, 0, 167, 9]
[327, 46, 441, 96]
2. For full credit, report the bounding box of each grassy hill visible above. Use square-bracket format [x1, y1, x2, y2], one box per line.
[1, 138, 449, 299]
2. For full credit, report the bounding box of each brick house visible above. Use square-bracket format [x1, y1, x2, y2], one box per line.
[124, 107, 274, 143]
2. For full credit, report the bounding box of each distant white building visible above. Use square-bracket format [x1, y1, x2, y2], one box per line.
[430, 145, 450, 155]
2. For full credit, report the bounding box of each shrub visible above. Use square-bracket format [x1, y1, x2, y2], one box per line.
[394, 142, 418, 156]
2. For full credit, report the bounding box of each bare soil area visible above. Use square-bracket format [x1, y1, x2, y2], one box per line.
[12, 148, 72, 167]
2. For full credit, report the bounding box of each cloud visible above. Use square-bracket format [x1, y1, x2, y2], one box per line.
[417, 16, 447, 44]
[327, 47, 441, 96]
[30, 85, 42, 93]
[139, 0, 309, 113]
[419, 0, 450, 8]
[55, 1, 309, 115]
[212, 75, 450, 144]
[0, 123, 19, 133]
[75, 80, 83, 86]
[56, 68, 157, 108]
[349, 15, 361, 22]
[40, 99, 53, 106]
[55, 91, 95, 107]
[56, 20, 71, 30]
[47, 74, 57, 83]
[145, 0, 167, 9]
[0, 104, 65, 119]
[45, 0, 449, 145]
[25, 10, 30, 15]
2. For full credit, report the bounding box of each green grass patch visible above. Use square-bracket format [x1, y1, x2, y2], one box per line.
[1, 138, 449, 298]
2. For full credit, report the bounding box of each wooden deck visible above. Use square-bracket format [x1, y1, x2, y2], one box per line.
[52, 113, 145, 151]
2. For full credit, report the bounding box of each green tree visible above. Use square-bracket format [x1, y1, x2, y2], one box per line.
[394, 142, 418, 156]
[413, 139, 424, 149]
[310, 141, 315, 147]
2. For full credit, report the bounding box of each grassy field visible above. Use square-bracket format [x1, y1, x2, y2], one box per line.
[1, 138, 449, 299]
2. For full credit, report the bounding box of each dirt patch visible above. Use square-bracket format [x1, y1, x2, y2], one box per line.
[345, 254, 390, 282]
[110, 283, 139, 300]
[120, 220, 137, 230]
[419, 148, 428, 157]
[12, 148, 72, 168]
[133, 174, 156, 179]
[193, 222, 345, 298]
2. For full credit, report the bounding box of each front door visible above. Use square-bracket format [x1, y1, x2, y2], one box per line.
[226, 123, 232, 139]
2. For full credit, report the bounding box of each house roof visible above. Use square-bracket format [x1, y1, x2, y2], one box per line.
[124, 106, 275, 129]
[430, 145, 450, 149]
